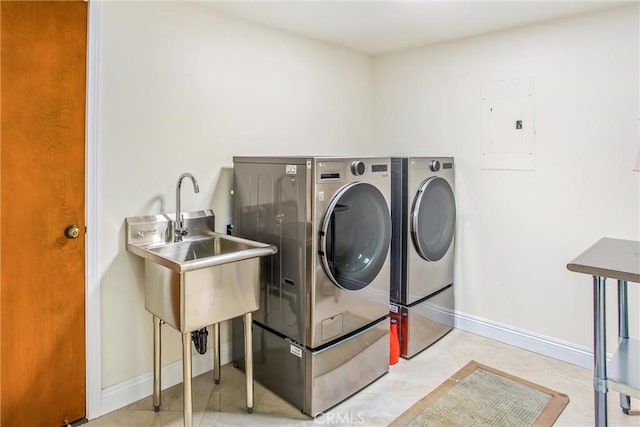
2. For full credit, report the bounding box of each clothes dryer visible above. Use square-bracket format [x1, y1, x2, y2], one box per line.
[232, 156, 391, 416]
[390, 157, 455, 358]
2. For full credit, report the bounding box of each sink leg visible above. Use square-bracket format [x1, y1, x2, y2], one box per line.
[182, 332, 193, 427]
[153, 316, 161, 412]
[244, 312, 254, 413]
[213, 323, 221, 384]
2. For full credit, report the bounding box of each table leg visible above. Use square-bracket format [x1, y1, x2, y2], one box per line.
[244, 312, 254, 413]
[182, 332, 193, 427]
[617, 280, 631, 414]
[214, 322, 221, 385]
[593, 275, 608, 426]
[153, 316, 161, 412]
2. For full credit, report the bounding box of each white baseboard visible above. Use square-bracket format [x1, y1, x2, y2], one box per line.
[98, 312, 595, 418]
[454, 310, 594, 370]
[100, 342, 233, 417]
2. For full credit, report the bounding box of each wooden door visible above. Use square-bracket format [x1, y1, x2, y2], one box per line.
[1, 1, 87, 425]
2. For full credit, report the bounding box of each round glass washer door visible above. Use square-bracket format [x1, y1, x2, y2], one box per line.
[411, 176, 456, 262]
[319, 182, 391, 291]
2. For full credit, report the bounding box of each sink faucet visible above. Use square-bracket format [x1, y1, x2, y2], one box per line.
[175, 172, 200, 242]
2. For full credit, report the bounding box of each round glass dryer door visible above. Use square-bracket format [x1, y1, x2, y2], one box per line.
[411, 176, 456, 261]
[320, 182, 391, 291]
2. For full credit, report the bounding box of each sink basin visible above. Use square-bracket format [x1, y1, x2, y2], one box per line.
[148, 236, 250, 263]
[126, 210, 276, 274]
[125, 210, 277, 332]
[134, 233, 276, 273]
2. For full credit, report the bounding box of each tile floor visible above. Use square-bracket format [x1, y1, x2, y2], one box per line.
[87, 329, 639, 426]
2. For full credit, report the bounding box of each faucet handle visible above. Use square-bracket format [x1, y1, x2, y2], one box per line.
[173, 227, 188, 242]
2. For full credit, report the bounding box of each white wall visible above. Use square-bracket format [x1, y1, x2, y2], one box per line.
[373, 5, 640, 350]
[97, 1, 640, 415]
[99, 1, 372, 389]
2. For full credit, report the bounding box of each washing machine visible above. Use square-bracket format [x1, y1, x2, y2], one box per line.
[231, 156, 391, 416]
[390, 157, 456, 358]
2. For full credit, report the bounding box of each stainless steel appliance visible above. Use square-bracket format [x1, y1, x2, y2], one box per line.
[232, 156, 391, 416]
[390, 157, 455, 358]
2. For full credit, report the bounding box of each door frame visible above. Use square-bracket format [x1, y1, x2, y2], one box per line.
[86, 0, 102, 419]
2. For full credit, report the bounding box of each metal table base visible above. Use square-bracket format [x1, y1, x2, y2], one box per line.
[592, 277, 633, 425]
[568, 238, 640, 427]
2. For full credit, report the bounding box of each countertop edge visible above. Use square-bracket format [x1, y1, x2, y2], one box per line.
[566, 263, 640, 283]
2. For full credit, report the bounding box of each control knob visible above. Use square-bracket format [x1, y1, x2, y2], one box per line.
[351, 161, 365, 176]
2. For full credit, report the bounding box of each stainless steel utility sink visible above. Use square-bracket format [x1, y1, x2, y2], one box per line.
[125, 210, 277, 331]
[125, 209, 276, 427]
